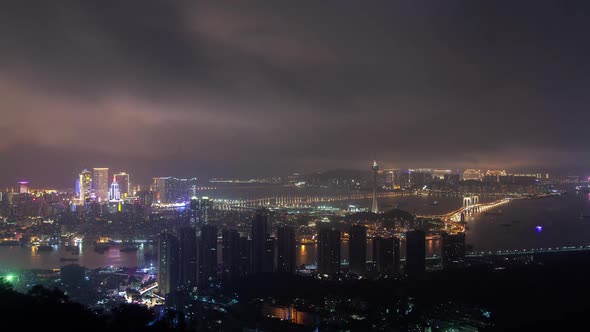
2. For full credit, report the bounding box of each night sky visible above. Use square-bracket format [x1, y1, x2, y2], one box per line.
[1, 1, 589, 187]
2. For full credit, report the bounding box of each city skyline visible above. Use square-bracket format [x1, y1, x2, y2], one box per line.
[1, 1, 590, 187]
[2, 2, 590, 329]
[0, 164, 574, 190]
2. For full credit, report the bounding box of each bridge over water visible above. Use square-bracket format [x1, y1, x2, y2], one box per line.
[467, 245, 590, 257]
[416, 197, 512, 221]
[215, 191, 408, 210]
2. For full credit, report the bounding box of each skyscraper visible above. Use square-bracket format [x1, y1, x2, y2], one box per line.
[189, 196, 214, 227]
[373, 237, 394, 275]
[405, 230, 426, 279]
[178, 227, 197, 286]
[152, 177, 169, 203]
[251, 209, 270, 274]
[318, 229, 341, 275]
[78, 169, 92, 201]
[189, 197, 198, 226]
[152, 177, 198, 203]
[92, 168, 109, 202]
[349, 225, 367, 275]
[441, 232, 466, 270]
[158, 233, 179, 296]
[277, 226, 296, 274]
[461, 169, 482, 181]
[433, 169, 453, 180]
[18, 181, 29, 194]
[114, 172, 130, 197]
[371, 160, 379, 213]
[408, 169, 434, 187]
[239, 236, 251, 277]
[197, 224, 218, 287]
[383, 169, 402, 189]
[194, 197, 213, 225]
[393, 236, 401, 275]
[222, 229, 241, 280]
[264, 236, 276, 273]
[109, 179, 120, 201]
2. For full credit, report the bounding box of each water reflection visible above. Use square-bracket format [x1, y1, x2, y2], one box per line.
[294, 239, 441, 266]
[3, 193, 589, 270]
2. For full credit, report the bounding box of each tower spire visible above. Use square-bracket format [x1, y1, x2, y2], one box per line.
[371, 160, 379, 213]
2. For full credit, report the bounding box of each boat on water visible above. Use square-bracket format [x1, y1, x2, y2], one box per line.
[431, 201, 439, 206]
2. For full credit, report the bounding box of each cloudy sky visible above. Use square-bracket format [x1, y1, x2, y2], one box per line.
[1, 0, 589, 187]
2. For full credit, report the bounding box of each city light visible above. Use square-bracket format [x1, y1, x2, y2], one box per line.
[0, 2, 589, 330]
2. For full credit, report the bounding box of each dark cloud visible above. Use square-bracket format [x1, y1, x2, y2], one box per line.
[1, 0, 589, 187]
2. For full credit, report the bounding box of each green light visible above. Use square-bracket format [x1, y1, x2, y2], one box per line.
[5, 275, 14, 282]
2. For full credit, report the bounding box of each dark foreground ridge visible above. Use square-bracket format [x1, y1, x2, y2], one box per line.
[3, 251, 590, 331]
[0, 281, 181, 332]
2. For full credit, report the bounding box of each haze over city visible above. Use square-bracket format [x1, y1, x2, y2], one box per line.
[2, 1, 590, 331]
[2, 0, 590, 187]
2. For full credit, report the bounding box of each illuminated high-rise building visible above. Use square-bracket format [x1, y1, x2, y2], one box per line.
[433, 169, 453, 180]
[78, 169, 92, 201]
[383, 169, 401, 189]
[461, 169, 482, 182]
[371, 160, 379, 213]
[198, 196, 213, 224]
[318, 229, 341, 275]
[114, 172, 130, 197]
[483, 170, 507, 183]
[18, 181, 29, 194]
[400, 170, 411, 188]
[152, 177, 197, 203]
[189, 196, 213, 227]
[152, 177, 169, 203]
[109, 179, 120, 201]
[186, 177, 198, 198]
[92, 168, 109, 202]
[349, 225, 367, 275]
